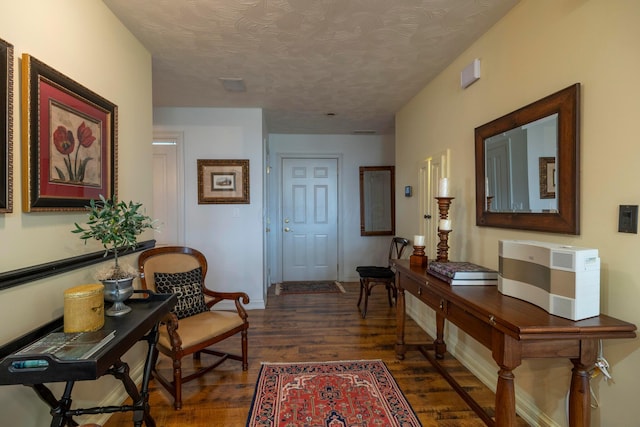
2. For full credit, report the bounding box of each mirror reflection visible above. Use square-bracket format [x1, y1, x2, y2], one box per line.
[485, 113, 558, 213]
[359, 166, 395, 236]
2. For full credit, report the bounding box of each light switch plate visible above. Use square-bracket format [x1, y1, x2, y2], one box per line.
[404, 186, 412, 197]
[618, 205, 638, 233]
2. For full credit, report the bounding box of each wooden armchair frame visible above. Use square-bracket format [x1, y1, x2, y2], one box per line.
[138, 246, 249, 410]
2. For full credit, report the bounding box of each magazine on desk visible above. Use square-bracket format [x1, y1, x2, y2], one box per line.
[15, 329, 116, 361]
[428, 261, 498, 280]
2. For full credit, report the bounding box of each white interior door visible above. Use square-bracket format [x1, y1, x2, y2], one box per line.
[281, 158, 338, 281]
[152, 134, 184, 246]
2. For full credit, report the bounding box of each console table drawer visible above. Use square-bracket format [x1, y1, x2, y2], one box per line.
[404, 277, 444, 312]
[447, 304, 493, 348]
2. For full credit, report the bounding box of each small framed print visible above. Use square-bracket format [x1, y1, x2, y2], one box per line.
[197, 159, 249, 204]
[21, 54, 117, 212]
[539, 156, 556, 199]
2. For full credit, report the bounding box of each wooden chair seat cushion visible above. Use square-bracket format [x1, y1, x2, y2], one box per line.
[356, 266, 394, 280]
[158, 310, 245, 350]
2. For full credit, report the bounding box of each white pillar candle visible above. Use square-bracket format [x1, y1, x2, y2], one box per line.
[413, 235, 425, 246]
[439, 219, 452, 230]
[438, 178, 450, 197]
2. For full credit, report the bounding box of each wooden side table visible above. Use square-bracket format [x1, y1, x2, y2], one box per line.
[0, 291, 176, 427]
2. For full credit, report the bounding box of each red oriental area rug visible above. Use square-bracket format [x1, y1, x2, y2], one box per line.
[246, 360, 422, 427]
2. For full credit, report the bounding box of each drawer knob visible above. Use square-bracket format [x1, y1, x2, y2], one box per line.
[489, 315, 496, 325]
[417, 287, 422, 295]
[439, 299, 445, 310]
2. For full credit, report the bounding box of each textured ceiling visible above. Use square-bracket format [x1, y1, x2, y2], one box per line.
[103, 0, 519, 134]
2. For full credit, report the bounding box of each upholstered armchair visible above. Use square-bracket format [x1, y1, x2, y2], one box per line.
[138, 246, 249, 410]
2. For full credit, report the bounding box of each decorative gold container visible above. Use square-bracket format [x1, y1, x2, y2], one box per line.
[64, 283, 105, 332]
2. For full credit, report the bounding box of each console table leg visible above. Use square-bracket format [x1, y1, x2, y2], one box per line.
[139, 325, 159, 427]
[569, 363, 591, 427]
[46, 381, 76, 427]
[569, 339, 597, 427]
[434, 312, 446, 359]
[110, 359, 155, 427]
[493, 332, 520, 427]
[395, 286, 406, 360]
[495, 367, 516, 427]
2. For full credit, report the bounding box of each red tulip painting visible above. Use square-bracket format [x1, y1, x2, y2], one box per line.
[49, 103, 101, 187]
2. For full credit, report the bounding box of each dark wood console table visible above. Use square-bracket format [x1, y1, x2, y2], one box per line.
[0, 291, 176, 427]
[392, 259, 636, 427]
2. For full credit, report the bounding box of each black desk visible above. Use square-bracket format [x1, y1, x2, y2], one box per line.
[0, 291, 176, 427]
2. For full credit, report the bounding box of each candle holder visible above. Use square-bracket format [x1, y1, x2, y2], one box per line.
[436, 230, 451, 262]
[435, 197, 454, 262]
[410, 245, 428, 268]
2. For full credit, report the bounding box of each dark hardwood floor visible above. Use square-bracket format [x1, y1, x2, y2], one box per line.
[103, 282, 528, 427]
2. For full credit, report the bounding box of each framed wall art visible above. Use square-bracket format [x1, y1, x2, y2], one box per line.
[539, 156, 556, 199]
[1, 38, 13, 213]
[197, 159, 249, 204]
[21, 54, 117, 212]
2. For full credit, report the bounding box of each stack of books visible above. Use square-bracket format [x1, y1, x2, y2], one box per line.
[427, 261, 498, 285]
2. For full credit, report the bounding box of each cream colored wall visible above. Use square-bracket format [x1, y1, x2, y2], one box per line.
[0, 1, 152, 425]
[396, 1, 639, 426]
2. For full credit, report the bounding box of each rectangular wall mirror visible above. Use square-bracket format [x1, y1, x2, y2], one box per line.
[360, 166, 395, 236]
[475, 83, 580, 234]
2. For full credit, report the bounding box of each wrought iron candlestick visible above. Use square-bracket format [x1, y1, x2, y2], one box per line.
[435, 197, 454, 262]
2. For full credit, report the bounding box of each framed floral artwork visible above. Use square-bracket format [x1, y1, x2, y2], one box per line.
[0, 38, 13, 213]
[21, 54, 117, 212]
[197, 159, 249, 204]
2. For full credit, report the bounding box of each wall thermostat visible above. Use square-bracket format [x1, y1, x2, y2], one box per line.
[404, 186, 412, 197]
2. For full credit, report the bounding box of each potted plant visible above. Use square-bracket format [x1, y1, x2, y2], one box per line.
[73, 195, 156, 316]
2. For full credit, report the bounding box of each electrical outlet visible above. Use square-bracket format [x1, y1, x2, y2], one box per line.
[618, 205, 638, 233]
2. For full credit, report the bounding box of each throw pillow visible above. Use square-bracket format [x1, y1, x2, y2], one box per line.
[154, 267, 208, 319]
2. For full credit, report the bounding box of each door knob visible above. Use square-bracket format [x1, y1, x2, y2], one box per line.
[284, 218, 290, 223]
[284, 227, 292, 232]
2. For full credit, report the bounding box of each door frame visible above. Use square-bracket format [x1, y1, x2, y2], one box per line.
[152, 131, 185, 246]
[272, 153, 343, 283]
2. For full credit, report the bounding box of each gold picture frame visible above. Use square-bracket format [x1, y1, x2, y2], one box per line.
[539, 156, 556, 199]
[197, 159, 249, 204]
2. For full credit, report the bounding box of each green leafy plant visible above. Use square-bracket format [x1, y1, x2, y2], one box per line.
[73, 195, 156, 279]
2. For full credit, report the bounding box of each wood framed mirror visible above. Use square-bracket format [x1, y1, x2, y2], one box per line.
[359, 166, 395, 236]
[475, 83, 580, 234]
